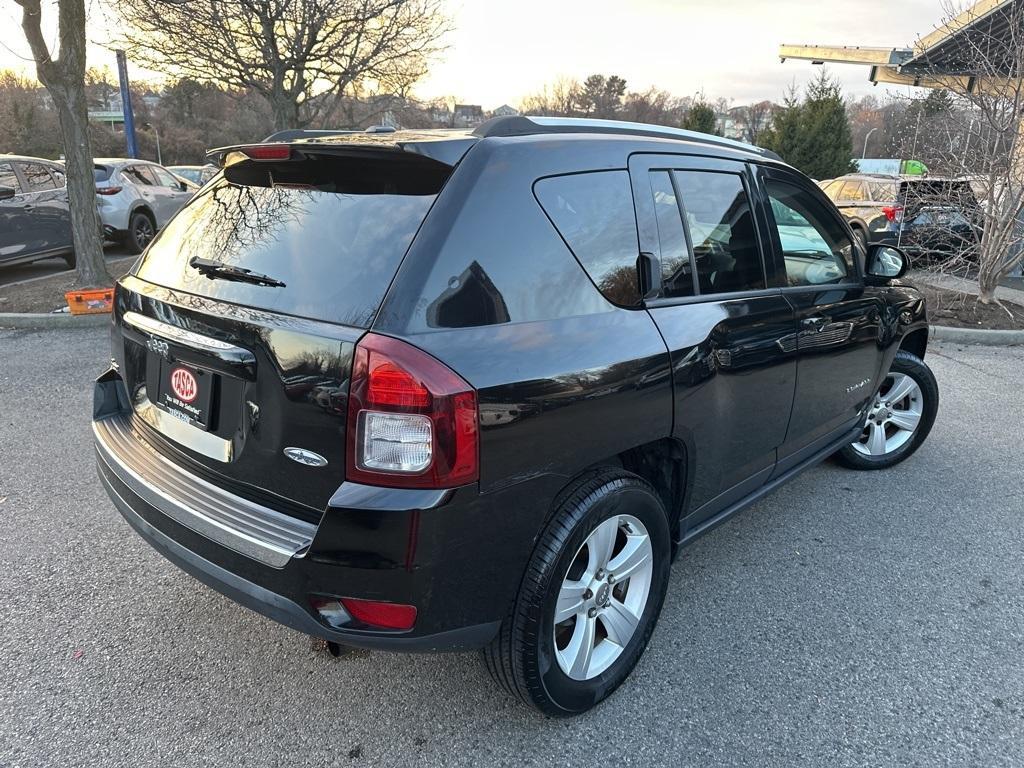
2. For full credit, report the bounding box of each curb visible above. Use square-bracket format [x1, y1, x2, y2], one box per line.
[931, 325, 1024, 346]
[0, 312, 112, 330]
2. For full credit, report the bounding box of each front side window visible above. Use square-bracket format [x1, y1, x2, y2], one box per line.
[535, 170, 641, 307]
[766, 180, 854, 287]
[838, 181, 866, 201]
[0, 163, 20, 193]
[152, 166, 181, 188]
[673, 170, 765, 295]
[821, 180, 843, 199]
[23, 164, 57, 191]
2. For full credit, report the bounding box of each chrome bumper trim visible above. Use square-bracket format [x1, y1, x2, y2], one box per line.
[94, 413, 316, 568]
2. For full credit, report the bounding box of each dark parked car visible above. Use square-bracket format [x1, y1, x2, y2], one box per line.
[0, 155, 74, 268]
[93, 116, 938, 716]
[820, 173, 982, 265]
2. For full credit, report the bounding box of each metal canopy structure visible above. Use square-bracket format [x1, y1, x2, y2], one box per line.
[779, 0, 1021, 92]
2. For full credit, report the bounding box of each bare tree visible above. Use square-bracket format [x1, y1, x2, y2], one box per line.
[733, 100, 776, 145]
[621, 87, 689, 126]
[896, 1, 1024, 303]
[15, 0, 108, 287]
[114, 0, 449, 132]
[519, 77, 583, 117]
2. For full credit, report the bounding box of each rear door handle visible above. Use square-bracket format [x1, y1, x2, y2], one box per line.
[801, 316, 829, 331]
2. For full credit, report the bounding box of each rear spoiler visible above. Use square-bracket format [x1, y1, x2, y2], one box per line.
[207, 134, 477, 170]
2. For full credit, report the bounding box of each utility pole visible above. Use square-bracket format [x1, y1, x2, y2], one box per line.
[144, 122, 162, 165]
[862, 127, 878, 158]
[115, 49, 138, 158]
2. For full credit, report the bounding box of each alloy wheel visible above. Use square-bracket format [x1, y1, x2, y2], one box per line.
[553, 514, 654, 681]
[853, 372, 924, 457]
[135, 218, 155, 247]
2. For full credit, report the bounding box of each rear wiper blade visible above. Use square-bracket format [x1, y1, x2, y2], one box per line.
[189, 257, 286, 287]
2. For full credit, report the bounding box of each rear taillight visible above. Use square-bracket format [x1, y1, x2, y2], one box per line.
[882, 205, 904, 224]
[346, 333, 478, 489]
[95, 186, 122, 195]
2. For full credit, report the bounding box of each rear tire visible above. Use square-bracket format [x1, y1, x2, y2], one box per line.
[63, 250, 76, 269]
[483, 470, 671, 716]
[835, 350, 938, 470]
[124, 211, 156, 255]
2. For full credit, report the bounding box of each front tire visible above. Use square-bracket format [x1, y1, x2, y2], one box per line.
[483, 470, 671, 716]
[835, 350, 938, 470]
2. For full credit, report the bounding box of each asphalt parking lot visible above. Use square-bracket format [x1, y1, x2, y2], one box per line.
[1, 328, 1022, 767]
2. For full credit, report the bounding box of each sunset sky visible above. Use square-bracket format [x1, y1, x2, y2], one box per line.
[0, 0, 945, 107]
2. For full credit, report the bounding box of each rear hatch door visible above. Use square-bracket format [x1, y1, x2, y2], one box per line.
[113, 145, 454, 515]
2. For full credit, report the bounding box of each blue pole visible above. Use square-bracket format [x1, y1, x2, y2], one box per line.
[115, 50, 138, 159]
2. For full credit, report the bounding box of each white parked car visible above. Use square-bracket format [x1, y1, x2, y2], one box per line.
[94, 159, 197, 253]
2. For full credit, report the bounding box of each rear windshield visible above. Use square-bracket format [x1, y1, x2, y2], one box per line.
[94, 165, 113, 182]
[134, 152, 448, 327]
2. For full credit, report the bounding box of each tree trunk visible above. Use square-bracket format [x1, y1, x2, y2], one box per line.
[17, 0, 109, 288]
[53, 81, 109, 288]
[271, 95, 301, 133]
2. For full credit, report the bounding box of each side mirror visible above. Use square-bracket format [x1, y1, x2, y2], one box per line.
[865, 244, 908, 284]
[0, 185, 15, 201]
[178, 181, 188, 191]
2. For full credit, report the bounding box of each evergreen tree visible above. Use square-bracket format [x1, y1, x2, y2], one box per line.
[761, 70, 856, 179]
[682, 100, 719, 135]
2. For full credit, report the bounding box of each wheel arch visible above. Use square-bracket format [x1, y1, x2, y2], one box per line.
[899, 327, 929, 359]
[130, 203, 157, 227]
[561, 437, 690, 552]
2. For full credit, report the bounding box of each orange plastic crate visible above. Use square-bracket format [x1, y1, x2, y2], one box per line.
[65, 288, 114, 315]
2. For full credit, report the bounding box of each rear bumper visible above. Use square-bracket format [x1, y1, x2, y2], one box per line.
[98, 461, 498, 650]
[91, 373, 551, 651]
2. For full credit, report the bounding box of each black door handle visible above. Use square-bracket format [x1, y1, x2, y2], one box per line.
[637, 251, 659, 300]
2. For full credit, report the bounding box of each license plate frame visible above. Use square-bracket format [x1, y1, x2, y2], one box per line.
[155, 359, 215, 431]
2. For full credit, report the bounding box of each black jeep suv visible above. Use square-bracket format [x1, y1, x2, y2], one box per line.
[93, 116, 937, 716]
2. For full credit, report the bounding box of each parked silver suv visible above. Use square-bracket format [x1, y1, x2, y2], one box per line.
[94, 159, 196, 253]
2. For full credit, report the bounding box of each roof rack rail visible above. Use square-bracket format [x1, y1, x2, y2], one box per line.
[473, 115, 782, 160]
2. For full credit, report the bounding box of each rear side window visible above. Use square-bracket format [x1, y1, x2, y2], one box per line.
[124, 165, 157, 186]
[869, 182, 896, 202]
[23, 164, 56, 191]
[534, 171, 641, 307]
[0, 163, 20, 192]
[135, 153, 446, 327]
[649, 171, 694, 298]
[673, 170, 765, 295]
